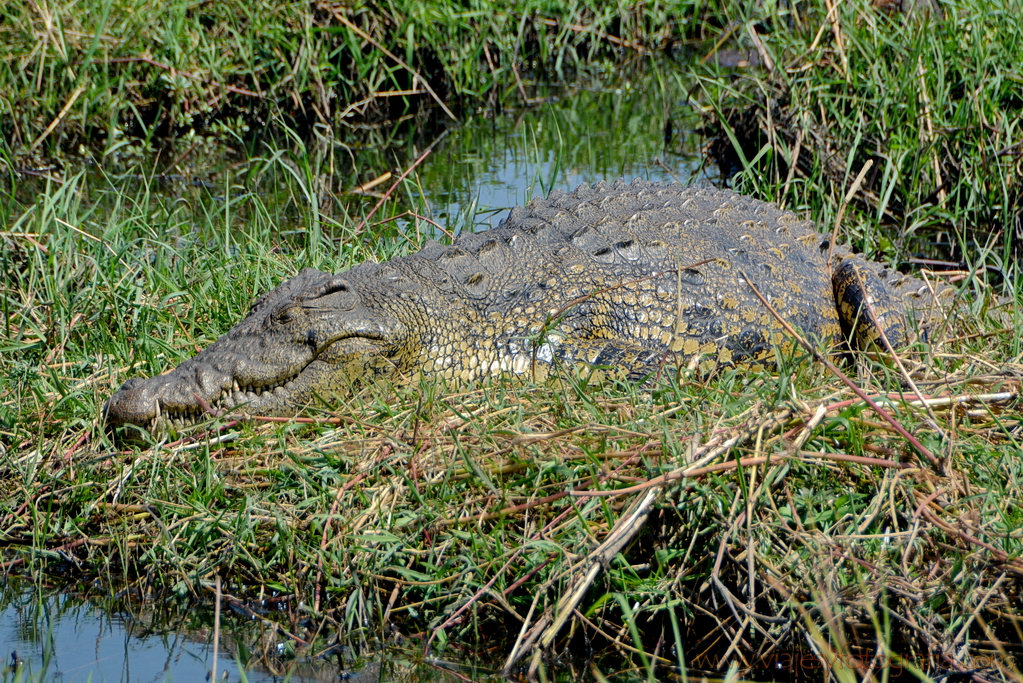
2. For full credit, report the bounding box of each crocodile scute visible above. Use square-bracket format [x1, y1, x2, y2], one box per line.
[103, 179, 948, 429]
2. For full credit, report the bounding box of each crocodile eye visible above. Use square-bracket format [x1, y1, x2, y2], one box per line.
[272, 305, 300, 325]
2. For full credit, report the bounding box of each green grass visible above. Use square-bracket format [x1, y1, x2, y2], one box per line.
[0, 0, 710, 159]
[2, 0, 1023, 681]
[695, 0, 1023, 274]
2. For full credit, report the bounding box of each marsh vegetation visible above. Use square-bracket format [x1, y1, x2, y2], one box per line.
[1, 0, 1022, 681]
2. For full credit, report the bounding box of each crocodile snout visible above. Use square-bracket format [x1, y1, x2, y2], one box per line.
[104, 361, 234, 427]
[103, 377, 162, 426]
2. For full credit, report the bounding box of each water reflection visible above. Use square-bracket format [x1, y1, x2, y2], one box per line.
[1, 587, 494, 683]
[1, 587, 311, 682]
[407, 69, 711, 234]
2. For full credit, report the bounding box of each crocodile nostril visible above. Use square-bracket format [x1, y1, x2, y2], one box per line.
[322, 276, 350, 295]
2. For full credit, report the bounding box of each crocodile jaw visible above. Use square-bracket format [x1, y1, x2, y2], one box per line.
[103, 337, 390, 429]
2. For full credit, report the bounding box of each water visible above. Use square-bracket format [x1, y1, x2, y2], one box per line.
[2, 63, 708, 682]
[2, 590, 289, 682]
[389, 71, 711, 235]
[1, 588, 489, 682]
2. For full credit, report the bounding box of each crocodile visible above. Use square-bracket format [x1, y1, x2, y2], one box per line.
[104, 179, 951, 429]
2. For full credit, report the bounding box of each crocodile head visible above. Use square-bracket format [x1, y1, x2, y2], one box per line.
[104, 267, 409, 430]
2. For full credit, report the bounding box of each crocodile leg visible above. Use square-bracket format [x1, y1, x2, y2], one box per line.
[832, 257, 910, 350]
[537, 338, 702, 383]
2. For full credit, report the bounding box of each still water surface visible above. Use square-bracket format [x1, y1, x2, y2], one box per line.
[3, 589, 282, 682]
[2, 586, 490, 682]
